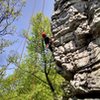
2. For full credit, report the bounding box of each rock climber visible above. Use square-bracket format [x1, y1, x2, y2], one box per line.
[42, 32, 53, 52]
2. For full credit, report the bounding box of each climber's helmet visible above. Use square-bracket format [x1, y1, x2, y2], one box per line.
[42, 32, 46, 38]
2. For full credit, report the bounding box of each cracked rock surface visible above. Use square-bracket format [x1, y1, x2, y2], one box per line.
[51, 0, 100, 99]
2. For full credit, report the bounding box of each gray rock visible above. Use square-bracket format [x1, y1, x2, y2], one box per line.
[51, 0, 100, 99]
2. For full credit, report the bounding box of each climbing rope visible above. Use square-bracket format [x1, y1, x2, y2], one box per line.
[42, 0, 45, 14]
[15, 0, 50, 86]
[4, 0, 51, 87]
[19, 0, 37, 64]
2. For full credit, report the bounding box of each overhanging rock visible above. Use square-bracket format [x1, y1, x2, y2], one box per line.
[51, 0, 100, 99]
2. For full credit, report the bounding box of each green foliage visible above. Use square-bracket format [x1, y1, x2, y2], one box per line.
[28, 13, 51, 54]
[27, 12, 64, 99]
[0, 38, 13, 54]
[0, 13, 64, 100]
[0, 0, 25, 36]
[0, 0, 25, 62]
[0, 0, 26, 99]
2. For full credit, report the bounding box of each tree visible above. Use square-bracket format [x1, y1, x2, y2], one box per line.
[0, 13, 64, 100]
[0, 0, 25, 54]
[0, 0, 25, 36]
[0, 0, 25, 78]
[27, 13, 64, 99]
[0, 1, 25, 98]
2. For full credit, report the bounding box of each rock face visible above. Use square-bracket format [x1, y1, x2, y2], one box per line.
[51, 0, 100, 99]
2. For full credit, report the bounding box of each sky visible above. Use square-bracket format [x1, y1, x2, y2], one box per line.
[15, 0, 54, 33]
[0, 0, 54, 75]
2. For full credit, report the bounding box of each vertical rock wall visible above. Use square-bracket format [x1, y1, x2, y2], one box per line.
[51, 0, 100, 99]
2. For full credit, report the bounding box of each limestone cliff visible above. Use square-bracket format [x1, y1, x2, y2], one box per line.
[51, 0, 100, 99]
